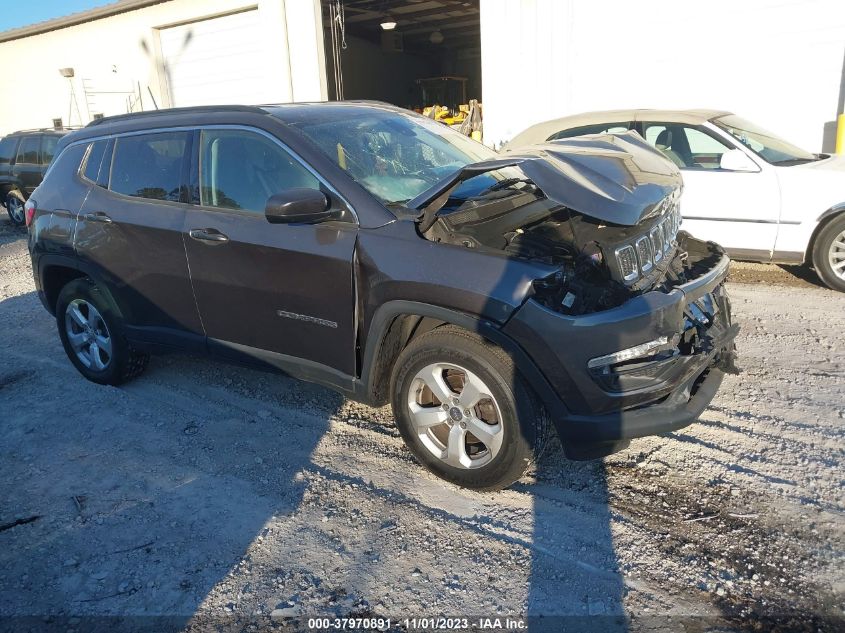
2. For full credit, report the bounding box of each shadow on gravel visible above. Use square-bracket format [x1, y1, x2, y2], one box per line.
[0, 217, 28, 243]
[527, 453, 626, 632]
[477, 236, 628, 632]
[0, 291, 345, 632]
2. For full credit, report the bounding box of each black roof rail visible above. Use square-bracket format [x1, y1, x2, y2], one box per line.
[85, 105, 269, 127]
[10, 127, 78, 134]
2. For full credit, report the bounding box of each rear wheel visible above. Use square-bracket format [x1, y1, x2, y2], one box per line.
[56, 278, 149, 385]
[391, 326, 547, 490]
[812, 214, 845, 292]
[6, 192, 25, 226]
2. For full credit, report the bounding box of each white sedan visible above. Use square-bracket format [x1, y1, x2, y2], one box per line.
[505, 109, 845, 291]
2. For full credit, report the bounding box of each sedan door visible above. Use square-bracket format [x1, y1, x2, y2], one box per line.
[182, 127, 358, 376]
[639, 121, 780, 258]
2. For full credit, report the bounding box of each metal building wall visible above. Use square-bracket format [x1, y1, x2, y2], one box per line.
[0, 0, 327, 135]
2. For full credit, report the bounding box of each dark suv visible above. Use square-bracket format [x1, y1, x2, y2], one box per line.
[28, 103, 738, 490]
[0, 129, 67, 225]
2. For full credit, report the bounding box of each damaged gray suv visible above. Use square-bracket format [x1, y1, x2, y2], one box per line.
[28, 102, 738, 490]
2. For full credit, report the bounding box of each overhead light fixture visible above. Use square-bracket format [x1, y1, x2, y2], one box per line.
[429, 29, 444, 44]
[380, 15, 397, 30]
[58, 67, 75, 78]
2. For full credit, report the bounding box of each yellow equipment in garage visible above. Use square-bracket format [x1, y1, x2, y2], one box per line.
[416, 76, 470, 126]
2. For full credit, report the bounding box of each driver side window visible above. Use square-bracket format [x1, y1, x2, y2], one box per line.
[199, 129, 320, 213]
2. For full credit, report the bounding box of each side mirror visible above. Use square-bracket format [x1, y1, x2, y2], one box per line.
[265, 188, 334, 224]
[719, 149, 759, 173]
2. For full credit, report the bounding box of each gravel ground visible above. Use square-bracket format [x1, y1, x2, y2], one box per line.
[0, 218, 842, 632]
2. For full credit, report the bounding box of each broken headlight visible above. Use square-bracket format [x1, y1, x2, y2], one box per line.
[614, 198, 681, 285]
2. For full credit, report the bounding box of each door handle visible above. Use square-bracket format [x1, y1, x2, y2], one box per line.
[189, 228, 229, 244]
[84, 212, 112, 223]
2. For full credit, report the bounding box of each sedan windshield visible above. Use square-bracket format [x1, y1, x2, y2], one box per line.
[713, 115, 819, 165]
[289, 107, 497, 205]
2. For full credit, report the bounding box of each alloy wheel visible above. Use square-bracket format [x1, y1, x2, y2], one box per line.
[828, 228, 845, 281]
[7, 196, 24, 224]
[65, 299, 113, 371]
[406, 362, 504, 469]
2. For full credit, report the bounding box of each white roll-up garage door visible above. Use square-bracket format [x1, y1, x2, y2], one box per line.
[160, 9, 277, 107]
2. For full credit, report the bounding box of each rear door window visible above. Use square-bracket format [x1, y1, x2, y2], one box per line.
[198, 129, 319, 213]
[547, 122, 631, 141]
[41, 136, 59, 165]
[82, 140, 109, 185]
[0, 137, 17, 165]
[16, 136, 40, 164]
[110, 132, 188, 202]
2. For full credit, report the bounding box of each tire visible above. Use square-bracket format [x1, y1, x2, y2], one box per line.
[812, 213, 845, 292]
[390, 325, 548, 491]
[6, 192, 25, 226]
[56, 278, 149, 385]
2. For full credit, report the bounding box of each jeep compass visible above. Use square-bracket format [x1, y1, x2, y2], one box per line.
[27, 103, 738, 490]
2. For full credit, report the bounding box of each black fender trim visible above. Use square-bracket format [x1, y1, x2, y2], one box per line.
[815, 202, 845, 224]
[36, 253, 126, 318]
[808, 203, 845, 262]
[357, 300, 570, 418]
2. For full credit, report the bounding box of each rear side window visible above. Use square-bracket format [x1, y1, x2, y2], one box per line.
[0, 137, 17, 165]
[41, 136, 59, 165]
[16, 136, 40, 164]
[548, 122, 630, 141]
[82, 140, 109, 185]
[110, 132, 188, 202]
[198, 129, 319, 213]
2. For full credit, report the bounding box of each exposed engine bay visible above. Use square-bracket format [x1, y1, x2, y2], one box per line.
[413, 133, 723, 317]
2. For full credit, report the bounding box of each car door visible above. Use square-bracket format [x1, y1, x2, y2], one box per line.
[0, 136, 20, 194]
[75, 131, 204, 345]
[639, 121, 780, 258]
[182, 127, 358, 376]
[12, 135, 43, 195]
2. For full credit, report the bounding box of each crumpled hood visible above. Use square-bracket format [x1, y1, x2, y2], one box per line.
[409, 131, 682, 230]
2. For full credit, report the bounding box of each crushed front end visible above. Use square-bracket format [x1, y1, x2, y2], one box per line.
[503, 232, 738, 458]
[410, 131, 739, 458]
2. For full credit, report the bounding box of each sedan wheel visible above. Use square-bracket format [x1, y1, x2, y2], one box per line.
[812, 214, 845, 292]
[827, 228, 845, 282]
[407, 362, 505, 469]
[65, 299, 113, 371]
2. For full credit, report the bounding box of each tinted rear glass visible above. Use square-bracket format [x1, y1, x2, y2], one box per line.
[83, 140, 108, 184]
[0, 137, 16, 164]
[110, 132, 188, 202]
[41, 136, 59, 165]
[16, 136, 40, 164]
[547, 122, 630, 141]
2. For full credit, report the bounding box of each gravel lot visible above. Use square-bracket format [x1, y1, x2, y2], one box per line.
[0, 218, 842, 632]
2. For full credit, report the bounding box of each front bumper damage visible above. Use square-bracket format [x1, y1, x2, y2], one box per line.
[503, 235, 738, 459]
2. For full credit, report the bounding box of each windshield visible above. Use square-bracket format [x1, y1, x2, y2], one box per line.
[713, 115, 819, 165]
[289, 108, 497, 205]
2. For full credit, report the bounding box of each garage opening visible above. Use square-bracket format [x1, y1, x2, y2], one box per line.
[321, 0, 481, 130]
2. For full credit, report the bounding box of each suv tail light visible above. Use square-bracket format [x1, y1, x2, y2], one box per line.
[24, 199, 36, 227]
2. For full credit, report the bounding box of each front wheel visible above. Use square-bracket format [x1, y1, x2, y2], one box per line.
[812, 214, 845, 292]
[56, 278, 149, 385]
[390, 326, 548, 490]
[6, 192, 25, 226]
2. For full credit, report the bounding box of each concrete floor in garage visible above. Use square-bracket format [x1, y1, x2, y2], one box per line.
[0, 218, 842, 631]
